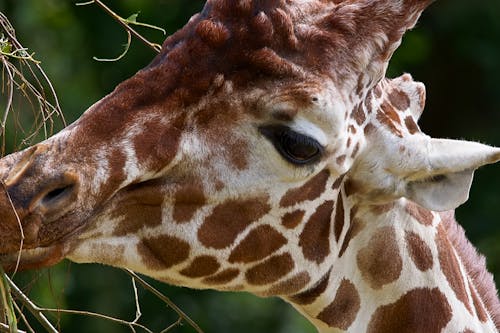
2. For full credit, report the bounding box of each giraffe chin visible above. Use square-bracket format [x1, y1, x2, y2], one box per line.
[0, 244, 66, 272]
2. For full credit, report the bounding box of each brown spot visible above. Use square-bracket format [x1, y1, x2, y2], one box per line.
[405, 231, 433, 271]
[377, 102, 403, 137]
[339, 218, 363, 258]
[245, 253, 294, 285]
[317, 279, 360, 330]
[336, 155, 346, 166]
[226, 136, 249, 170]
[469, 279, 488, 322]
[299, 200, 334, 264]
[357, 226, 402, 289]
[332, 174, 345, 190]
[334, 195, 344, 242]
[281, 210, 305, 229]
[351, 103, 366, 126]
[404, 116, 419, 135]
[198, 197, 270, 249]
[346, 137, 352, 148]
[289, 269, 331, 305]
[137, 235, 190, 270]
[229, 225, 287, 263]
[112, 183, 164, 237]
[172, 184, 206, 223]
[264, 271, 311, 296]
[364, 123, 375, 135]
[462, 330, 475, 333]
[203, 268, 240, 285]
[133, 113, 186, 172]
[436, 224, 473, 314]
[374, 85, 382, 98]
[388, 88, 411, 110]
[351, 142, 360, 158]
[280, 169, 330, 207]
[348, 125, 357, 134]
[179, 256, 220, 278]
[195, 19, 230, 48]
[405, 201, 434, 226]
[367, 288, 452, 333]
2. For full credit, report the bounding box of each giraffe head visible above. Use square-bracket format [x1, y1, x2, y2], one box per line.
[0, 0, 499, 299]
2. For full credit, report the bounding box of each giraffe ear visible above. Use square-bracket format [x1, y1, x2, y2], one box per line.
[401, 139, 500, 211]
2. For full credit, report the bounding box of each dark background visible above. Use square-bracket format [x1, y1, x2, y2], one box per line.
[0, 1, 499, 332]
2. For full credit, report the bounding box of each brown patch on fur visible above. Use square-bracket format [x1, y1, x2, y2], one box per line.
[281, 210, 305, 229]
[280, 169, 330, 207]
[332, 174, 345, 190]
[179, 255, 220, 278]
[245, 253, 294, 285]
[469, 279, 488, 323]
[377, 102, 403, 137]
[351, 142, 360, 158]
[226, 136, 249, 170]
[405, 230, 433, 271]
[436, 223, 473, 314]
[137, 235, 190, 270]
[289, 269, 331, 305]
[133, 113, 186, 173]
[388, 88, 411, 110]
[404, 116, 419, 135]
[228, 225, 287, 263]
[336, 155, 346, 166]
[299, 200, 334, 264]
[264, 271, 311, 296]
[334, 195, 344, 242]
[317, 279, 360, 330]
[406, 201, 434, 226]
[339, 217, 363, 258]
[203, 268, 240, 285]
[112, 183, 164, 237]
[364, 123, 375, 135]
[367, 288, 452, 333]
[439, 212, 500, 328]
[172, 183, 206, 223]
[357, 226, 402, 289]
[198, 196, 270, 249]
[351, 103, 366, 126]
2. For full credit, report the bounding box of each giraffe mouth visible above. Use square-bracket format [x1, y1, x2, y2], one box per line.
[0, 244, 67, 271]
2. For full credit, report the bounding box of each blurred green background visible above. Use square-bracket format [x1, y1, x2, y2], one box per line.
[0, 1, 499, 332]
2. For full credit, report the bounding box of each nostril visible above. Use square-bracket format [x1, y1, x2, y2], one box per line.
[41, 184, 74, 205]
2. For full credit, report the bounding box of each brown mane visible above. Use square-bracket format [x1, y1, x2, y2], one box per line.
[440, 211, 500, 328]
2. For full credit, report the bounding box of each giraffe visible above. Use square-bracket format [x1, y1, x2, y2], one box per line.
[1, 0, 500, 331]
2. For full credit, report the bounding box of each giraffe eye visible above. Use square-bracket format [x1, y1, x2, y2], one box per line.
[259, 125, 323, 165]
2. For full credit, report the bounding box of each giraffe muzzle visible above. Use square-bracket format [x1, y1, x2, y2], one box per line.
[0, 145, 81, 262]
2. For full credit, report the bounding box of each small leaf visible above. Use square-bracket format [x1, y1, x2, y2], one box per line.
[125, 13, 139, 23]
[1, 41, 12, 54]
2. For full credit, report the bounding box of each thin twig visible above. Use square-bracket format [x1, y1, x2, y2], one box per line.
[124, 270, 204, 333]
[6, 276, 58, 333]
[0, 323, 25, 333]
[76, 0, 162, 54]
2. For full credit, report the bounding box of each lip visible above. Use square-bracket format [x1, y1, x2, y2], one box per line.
[0, 244, 66, 271]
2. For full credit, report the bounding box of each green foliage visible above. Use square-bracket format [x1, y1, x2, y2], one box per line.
[0, 1, 499, 332]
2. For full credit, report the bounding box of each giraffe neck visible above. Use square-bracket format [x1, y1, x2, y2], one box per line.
[286, 184, 499, 332]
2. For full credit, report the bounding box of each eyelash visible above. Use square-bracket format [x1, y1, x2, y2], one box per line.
[259, 125, 324, 165]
